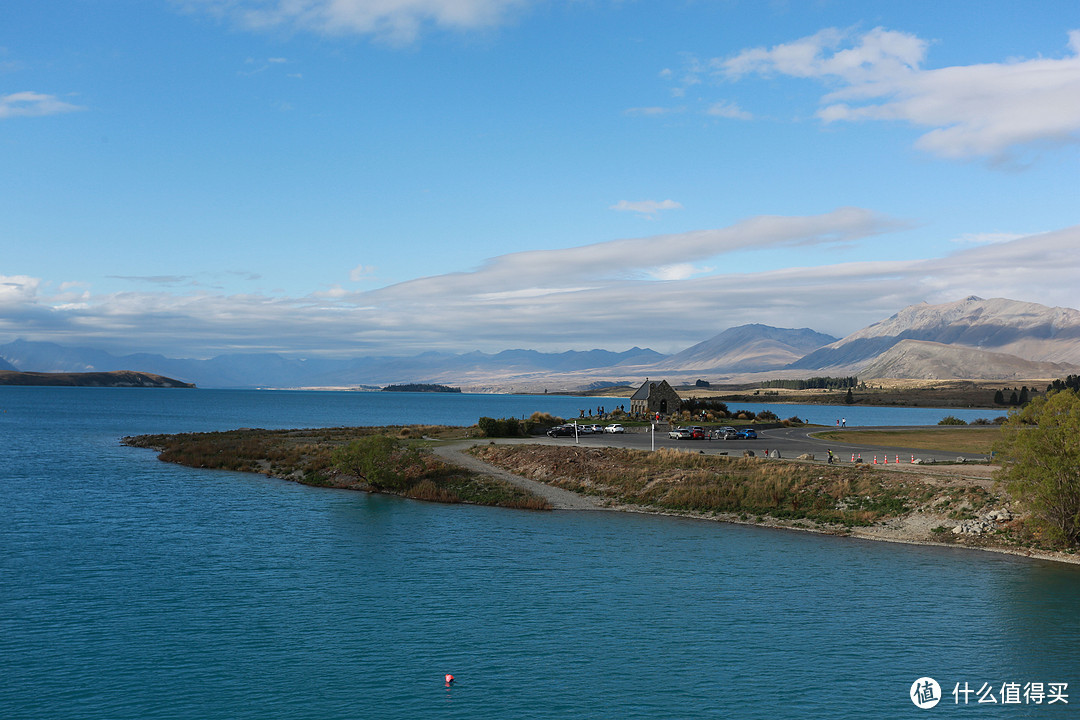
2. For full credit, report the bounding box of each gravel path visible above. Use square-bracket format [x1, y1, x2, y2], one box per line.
[433, 442, 606, 511]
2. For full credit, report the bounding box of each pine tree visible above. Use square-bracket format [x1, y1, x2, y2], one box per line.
[994, 389, 1005, 405]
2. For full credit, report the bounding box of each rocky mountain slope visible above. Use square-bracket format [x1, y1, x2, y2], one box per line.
[790, 297, 1080, 377]
[857, 340, 1080, 380]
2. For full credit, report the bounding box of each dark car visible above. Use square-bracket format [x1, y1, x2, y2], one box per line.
[547, 425, 577, 437]
[712, 427, 739, 440]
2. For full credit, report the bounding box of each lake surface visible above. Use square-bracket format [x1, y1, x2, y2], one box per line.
[1, 388, 1077, 719]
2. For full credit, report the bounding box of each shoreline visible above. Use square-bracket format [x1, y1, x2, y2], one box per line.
[446, 440, 1080, 567]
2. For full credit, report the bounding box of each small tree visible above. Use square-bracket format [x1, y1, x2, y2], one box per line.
[993, 389, 1005, 405]
[995, 391, 1080, 547]
[844, 388, 854, 404]
[332, 435, 417, 491]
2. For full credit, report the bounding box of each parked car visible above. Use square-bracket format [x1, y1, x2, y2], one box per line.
[688, 426, 705, 439]
[736, 429, 758, 439]
[712, 427, 739, 440]
[668, 428, 692, 439]
[589, 424, 604, 434]
[547, 425, 577, 437]
[604, 424, 625, 434]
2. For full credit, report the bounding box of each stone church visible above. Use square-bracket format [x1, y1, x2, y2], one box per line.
[630, 379, 682, 417]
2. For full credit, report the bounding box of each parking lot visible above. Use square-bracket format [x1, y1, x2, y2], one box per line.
[537, 423, 986, 464]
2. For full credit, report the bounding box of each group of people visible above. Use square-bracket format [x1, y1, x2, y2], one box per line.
[578, 404, 625, 419]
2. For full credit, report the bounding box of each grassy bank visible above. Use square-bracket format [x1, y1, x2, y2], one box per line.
[469, 444, 946, 527]
[123, 426, 551, 510]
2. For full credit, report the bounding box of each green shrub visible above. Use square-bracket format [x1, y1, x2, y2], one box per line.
[332, 435, 417, 490]
[938, 415, 968, 425]
[478, 416, 525, 437]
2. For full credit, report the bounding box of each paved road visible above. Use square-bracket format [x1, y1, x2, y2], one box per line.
[531, 425, 990, 464]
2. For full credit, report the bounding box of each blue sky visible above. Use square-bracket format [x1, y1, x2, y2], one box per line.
[2, 0, 1079, 357]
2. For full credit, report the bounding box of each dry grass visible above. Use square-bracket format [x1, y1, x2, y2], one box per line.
[469, 444, 933, 526]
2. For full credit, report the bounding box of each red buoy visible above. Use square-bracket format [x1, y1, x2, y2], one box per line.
[445, 674, 455, 685]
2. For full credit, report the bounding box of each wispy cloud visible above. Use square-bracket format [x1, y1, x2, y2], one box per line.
[624, 105, 683, 117]
[349, 264, 377, 282]
[186, 0, 530, 44]
[715, 27, 1080, 161]
[4, 215, 1078, 356]
[609, 199, 684, 219]
[706, 100, 752, 120]
[950, 232, 1028, 245]
[0, 91, 84, 119]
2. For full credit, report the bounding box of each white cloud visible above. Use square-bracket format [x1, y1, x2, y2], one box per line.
[349, 264, 377, 282]
[950, 232, 1028, 245]
[187, 0, 530, 43]
[648, 263, 713, 281]
[4, 219, 1079, 356]
[720, 28, 1080, 161]
[624, 106, 682, 116]
[706, 100, 752, 120]
[721, 27, 926, 84]
[609, 199, 684, 217]
[0, 91, 84, 119]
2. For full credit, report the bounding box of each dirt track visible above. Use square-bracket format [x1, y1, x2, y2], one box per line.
[432, 442, 607, 510]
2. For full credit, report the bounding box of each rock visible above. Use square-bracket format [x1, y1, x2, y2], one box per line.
[743, 449, 755, 457]
[952, 526, 964, 534]
[797, 453, 814, 461]
[956, 456, 966, 463]
[769, 450, 781, 459]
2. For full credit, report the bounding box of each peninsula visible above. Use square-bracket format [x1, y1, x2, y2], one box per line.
[122, 421, 1078, 565]
[0, 370, 195, 388]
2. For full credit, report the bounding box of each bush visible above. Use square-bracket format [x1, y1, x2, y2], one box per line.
[756, 410, 778, 422]
[478, 416, 525, 437]
[938, 416, 967, 425]
[972, 418, 992, 425]
[528, 412, 564, 428]
[332, 435, 418, 491]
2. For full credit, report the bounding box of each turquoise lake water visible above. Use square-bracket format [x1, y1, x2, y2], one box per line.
[1, 388, 1077, 718]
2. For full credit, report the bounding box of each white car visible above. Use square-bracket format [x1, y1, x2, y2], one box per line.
[604, 424, 625, 433]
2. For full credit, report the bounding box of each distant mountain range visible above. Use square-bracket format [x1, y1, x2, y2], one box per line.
[654, 324, 838, 373]
[789, 296, 1080, 379]
[2, 297, 1078, 390]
